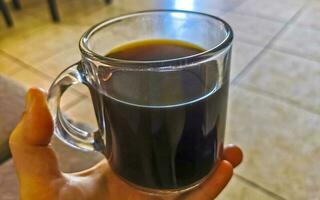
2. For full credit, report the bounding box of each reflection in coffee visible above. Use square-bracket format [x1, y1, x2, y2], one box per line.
[91, 39, 229, 189]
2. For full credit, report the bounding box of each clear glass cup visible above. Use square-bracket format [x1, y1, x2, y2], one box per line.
[48, 10, 233, 192]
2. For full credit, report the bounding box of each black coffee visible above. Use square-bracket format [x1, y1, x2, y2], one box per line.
[91, 39, 229, 189]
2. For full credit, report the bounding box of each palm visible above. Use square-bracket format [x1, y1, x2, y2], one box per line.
[9, 88, 242, 200]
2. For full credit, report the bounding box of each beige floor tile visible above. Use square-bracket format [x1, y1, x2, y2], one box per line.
[71, 83, 92, 97]
[238, 49, 320, 113]
[18, 0, 44, 7]
[117, 0, 245, 13]
[28, 29, 103, 97]
[171, 2, 223, 16]
[8, 68, 82, 109]
[64, 97, 98, 128]
[217, 176, 277, 200]
[272, 25, 320, 62]
[17, 0, 108, 22]
[60, 1, 128, 26]
[13, 0, 123, 26]
[34, 46, 81, 78]
[0, 10, 45, 37]
[231, 41, 264, 81]
[17, 0, 133, 28]
[225, 86, 320, 200]
[0, 52, 24, 76]
[293, 0, 320, 30]
[234, 0, 306, 22]
[123, 0, 192, 11]
[61, 89, 84, 110]
[0, 27, 45, 55]
[191, 0, 247, 12]
[0, 24, 86, 67]
[34, 47, 111, 97]
[0, 6, 51, 46]
[222, 12, 284, 46]
[9, 68, 53, 90]
[35, 47, 95, 97]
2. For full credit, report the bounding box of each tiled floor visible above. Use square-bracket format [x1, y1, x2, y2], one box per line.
[0, 0, 319, 199]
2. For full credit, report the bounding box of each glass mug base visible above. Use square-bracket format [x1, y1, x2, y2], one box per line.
[113, 158, 222, 194]
[48, 10, 233, 191]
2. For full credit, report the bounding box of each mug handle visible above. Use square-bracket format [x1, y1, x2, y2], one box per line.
[47, 62, 98, 152]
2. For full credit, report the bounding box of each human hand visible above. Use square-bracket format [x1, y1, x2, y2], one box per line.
[9, 88, 242, 200]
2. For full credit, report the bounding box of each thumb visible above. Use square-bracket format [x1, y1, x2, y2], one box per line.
[10, 88, 53, 146]
[9, 88, 62, 181]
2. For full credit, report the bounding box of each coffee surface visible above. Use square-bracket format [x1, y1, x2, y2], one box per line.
[107, 39, 204, 61]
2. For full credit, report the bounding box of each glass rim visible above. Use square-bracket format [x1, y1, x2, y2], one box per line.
[79, 10, 233, 68]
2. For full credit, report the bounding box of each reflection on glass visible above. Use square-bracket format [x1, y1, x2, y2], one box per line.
[174, 0, 195, 11]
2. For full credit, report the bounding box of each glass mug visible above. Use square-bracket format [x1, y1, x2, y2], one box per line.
[48, 10, 233, 192]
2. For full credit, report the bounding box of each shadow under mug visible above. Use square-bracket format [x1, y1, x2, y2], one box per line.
[48, 10, 233, 192]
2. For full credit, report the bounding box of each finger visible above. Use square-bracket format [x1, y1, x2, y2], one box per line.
[9, 88, 62, 180]
[72, 159, 109, 177]
[10, 88, 53, 146]
[223, 144, 243, 168]
[186, 160, 233, 200]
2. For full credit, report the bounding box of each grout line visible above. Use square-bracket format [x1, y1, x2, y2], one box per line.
[0, 49, 54, 79]
[0, 49, 84, 96]
[270, 46, 320, 64]
[232, 7, 299, 25]
[230, 2, 308, 85]
[234, 37, 267, 47]
[295, 24, 320, 33]
[278, 21, 320, 33]
[238, 84, 320, 116]
[0, 51, 87, 114]
[230, 11, 320, 42]
[235, 174, 287, 200]
[232, 11, 287, 24]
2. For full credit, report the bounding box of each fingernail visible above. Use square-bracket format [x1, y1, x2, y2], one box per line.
[26, 90, 34, 111]
[25, 88, 42, 111]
